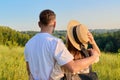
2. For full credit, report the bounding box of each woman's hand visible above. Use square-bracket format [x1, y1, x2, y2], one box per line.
[87, 31, 101, 56]
[87, 31, 95, 45]
[88, 49, 99, 63]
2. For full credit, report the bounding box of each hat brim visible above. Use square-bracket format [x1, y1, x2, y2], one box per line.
[67, 20, 88, 50]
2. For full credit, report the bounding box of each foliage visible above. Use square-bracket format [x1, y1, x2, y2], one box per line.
[0, 25, 120, 53]
[92, 52, 120, 80]
[118, 49, 120, 53]
[53, 29, 120, 53]
[53, 30, 66, 43]
[93, 30, 120, 52]
[0, 46, 120, 80]
[21, 31, 39, 38]
[0, 45, 28, 80]
[0, 26, 30, 47]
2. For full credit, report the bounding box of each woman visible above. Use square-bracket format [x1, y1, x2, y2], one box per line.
[51, 20, 100, 80]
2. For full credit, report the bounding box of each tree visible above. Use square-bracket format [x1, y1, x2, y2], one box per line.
[104, 41, 114, 52]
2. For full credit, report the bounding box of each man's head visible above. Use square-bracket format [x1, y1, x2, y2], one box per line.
[39, 9, 56, 27]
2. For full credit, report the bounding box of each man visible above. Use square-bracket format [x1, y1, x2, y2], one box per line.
[24, 9, 99, 80]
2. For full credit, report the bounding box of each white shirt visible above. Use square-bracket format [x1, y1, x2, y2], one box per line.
[24, 33, 73, 80]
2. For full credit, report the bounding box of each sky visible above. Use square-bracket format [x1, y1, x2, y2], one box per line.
[0, 0, 120, 31]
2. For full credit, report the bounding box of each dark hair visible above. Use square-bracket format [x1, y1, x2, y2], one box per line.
[67, 38, 84, 60]
[67, 38, 77, 52]
[39, 9, 56, 26]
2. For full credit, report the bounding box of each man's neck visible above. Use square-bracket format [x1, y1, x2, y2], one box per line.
[40, 27, 53, 34]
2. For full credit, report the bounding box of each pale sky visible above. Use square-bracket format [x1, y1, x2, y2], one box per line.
[0, 0, 120, 31]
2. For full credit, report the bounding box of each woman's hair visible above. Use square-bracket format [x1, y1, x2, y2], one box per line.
[67, 38, 83, 60]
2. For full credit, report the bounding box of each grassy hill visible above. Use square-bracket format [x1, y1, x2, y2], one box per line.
[0, 45, 120, 80]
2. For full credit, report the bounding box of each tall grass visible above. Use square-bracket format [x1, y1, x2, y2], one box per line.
[93, 52, 120, 80]
[0, 45, 120, 80]
[0, 45, 28, 80]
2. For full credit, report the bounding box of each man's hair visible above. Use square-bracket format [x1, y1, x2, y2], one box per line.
[39, 9, 56, 26]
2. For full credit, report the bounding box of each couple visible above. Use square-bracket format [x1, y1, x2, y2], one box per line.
[24, 9, 100, 80]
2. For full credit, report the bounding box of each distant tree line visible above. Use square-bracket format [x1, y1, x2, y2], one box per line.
[92, 30, 120, 53]
[0, 26, 120, 53]
[53, 30, 120, 53]
[54, 30, 120, 53]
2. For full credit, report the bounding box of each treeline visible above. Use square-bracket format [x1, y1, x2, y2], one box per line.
[54, 30, 120, 53]
[92, 30, 120, 53]
[0, 26, 120, 53]
[0, 26, 30, 48]
[54, 29, 120, 53]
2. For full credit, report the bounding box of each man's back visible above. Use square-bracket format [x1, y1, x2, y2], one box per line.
[24, 33, 59, 79]
[24, 9, 99, 80]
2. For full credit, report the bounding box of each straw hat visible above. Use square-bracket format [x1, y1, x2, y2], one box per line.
[67, 20, 89, 50]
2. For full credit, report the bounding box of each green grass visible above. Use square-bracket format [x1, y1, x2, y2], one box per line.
[93, 52, 120, 80]
[0, 45, 120, 80]
[0, 45, 28, 80]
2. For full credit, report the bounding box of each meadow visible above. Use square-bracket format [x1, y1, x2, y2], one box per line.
[0, 45, 120, 80]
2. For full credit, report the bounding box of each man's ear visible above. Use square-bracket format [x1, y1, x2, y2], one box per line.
[53, 21, 56, 28]
[38, 21, 41, 28]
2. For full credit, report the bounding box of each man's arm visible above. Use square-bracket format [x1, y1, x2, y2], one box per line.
[62, 49, 99, 74]
[26, 62, 30, 76]
[26, 62, 34, 80]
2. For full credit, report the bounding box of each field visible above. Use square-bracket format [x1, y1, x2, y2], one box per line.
[0, 45, 28, 80]
[0, 45, 120, 80]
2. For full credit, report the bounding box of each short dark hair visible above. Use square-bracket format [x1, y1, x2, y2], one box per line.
[39, 9, 56, 26]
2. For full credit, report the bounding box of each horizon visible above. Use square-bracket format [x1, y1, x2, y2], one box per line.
[1, 25, 120, 32]
[0, 0, 120, 31]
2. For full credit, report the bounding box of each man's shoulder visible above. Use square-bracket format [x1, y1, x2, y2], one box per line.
[50, 35, 60, 41]
[25, 34, 39, 46]
[25, 33, 63, 46]
[46, 33, 61, 42]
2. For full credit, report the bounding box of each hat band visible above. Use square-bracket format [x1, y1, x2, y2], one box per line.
[73, 25, 82, 45]
[73, 25, 90, 57]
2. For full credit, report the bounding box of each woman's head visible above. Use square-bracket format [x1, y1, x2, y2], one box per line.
[67, 20, 89, 50]
[66, 36, 84, 60]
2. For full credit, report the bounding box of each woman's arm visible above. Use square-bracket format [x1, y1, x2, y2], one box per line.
[88, 32, 101, 56]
